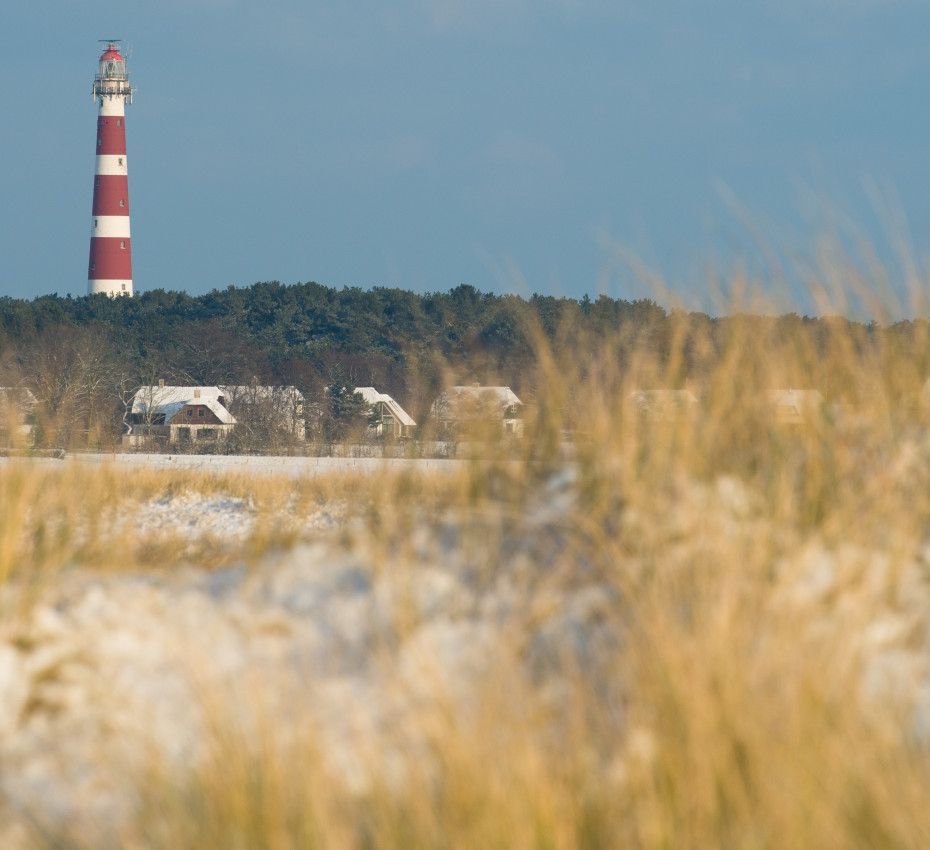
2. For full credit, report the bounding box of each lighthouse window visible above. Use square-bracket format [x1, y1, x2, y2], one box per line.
[119, 199, 125, 208]
[117, 119, 122, 127]
[121, 284, 127, 292]
[120, 241, 126, 249]
[118, 157, 124, 166]
[94, 219, 98, 229]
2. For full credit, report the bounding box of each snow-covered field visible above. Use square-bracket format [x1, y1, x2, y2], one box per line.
[2, 461, 930, 846]
[0, 472, 621, 844]
[115, 490, 344, 543]
[72, 452, 472, 476]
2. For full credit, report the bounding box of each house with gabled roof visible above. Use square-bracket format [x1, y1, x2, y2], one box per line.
[356, 387, 416, 439]
[130, 384, 236, 445]
[768, 389, 824, 424]
[130, 382, 306, 447]
[430, 385, 524, 438]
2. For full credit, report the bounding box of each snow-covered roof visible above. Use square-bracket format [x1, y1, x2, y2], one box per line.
[190, 397, 236, 425]
[447, 386, 522, 405]
[131, 386, 236, 425]
[355, 387, 417, 427]
[131, 386, 223, 415]
[431, 386, 523, 420]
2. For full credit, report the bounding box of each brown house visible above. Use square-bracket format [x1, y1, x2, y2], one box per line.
[170, 398, 236, 445]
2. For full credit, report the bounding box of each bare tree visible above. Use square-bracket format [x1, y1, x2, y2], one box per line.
[222, 383, 306, 453]
[21, 326, 122, 448]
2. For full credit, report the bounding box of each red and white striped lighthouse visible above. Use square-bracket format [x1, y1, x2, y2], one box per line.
[88, 42, 134, 297]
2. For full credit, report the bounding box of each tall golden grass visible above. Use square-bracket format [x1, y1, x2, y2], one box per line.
[8, 290, 930, 848]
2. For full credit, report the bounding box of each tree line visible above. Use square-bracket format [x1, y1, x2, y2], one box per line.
[0, 279, 925, 448]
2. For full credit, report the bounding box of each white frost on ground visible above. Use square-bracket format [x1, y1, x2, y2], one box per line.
[0, 472, 620, 844]
[106, 490, 346, 550]
[129, 492, 258, 541]
[0, 473, 929, 845]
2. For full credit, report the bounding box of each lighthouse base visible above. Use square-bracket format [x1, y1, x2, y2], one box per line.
[89, 279, 133, 297]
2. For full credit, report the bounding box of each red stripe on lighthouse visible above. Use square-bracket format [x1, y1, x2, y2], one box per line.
[88, 238, 133, 280]
[96, 117, 127, 155]
[92, 176, 130, 215]
[89, 43, 134, 297]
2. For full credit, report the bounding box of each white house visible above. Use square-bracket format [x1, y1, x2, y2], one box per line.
[355, 387, 416, 439]
[130, 385, 236, 445]
[430, 386, 524, 437]
[768, 389, 824, 424]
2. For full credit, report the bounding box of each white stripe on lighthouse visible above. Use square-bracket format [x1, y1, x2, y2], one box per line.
[89, 280, 133, 297]
[95, 155, 129, 176]
[91, 216, 132, 238]
[99, 97, 126, 118]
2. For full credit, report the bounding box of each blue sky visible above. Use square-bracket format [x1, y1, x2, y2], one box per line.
[2, 0, 929, 305]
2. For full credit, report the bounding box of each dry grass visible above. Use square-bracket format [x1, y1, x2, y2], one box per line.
[0, 463, 473, 579]
[8, 296, 930, 848]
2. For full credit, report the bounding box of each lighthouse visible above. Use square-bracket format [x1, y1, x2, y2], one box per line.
[88, 41, 134, 297]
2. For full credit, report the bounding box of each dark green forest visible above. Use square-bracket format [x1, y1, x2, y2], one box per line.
[0, 282, 671, 416]
[1, 279, 927, 447]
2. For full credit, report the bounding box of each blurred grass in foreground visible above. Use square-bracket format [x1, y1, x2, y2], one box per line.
[7, 291, 930, 849]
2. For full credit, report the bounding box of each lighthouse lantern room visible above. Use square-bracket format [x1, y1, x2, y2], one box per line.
[88, 41, 134, 297]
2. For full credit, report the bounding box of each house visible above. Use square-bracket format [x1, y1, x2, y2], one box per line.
[130, 385, 236, 445]
[169, 396, 236, 444]
[355, 387, 416, 439]
[0, 387, 38, 445]
[629, 389, 699, 420]
[768, 389, 824, 424]
[130, 382, 307, 446]
[430, 386, 524, 437]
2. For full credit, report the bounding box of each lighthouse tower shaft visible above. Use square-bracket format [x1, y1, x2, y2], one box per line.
[88, 43, 133, 297]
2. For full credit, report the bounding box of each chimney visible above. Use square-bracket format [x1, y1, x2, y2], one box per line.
[194, 388, 201, 399]
[158, 378, 165, 388]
